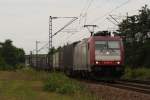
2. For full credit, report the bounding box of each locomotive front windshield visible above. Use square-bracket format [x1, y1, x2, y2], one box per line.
[95, 41, 121, 61]
[95, 41, 119, 50]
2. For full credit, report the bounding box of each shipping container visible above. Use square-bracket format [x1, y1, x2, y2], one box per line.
[73, 39, 90, 71]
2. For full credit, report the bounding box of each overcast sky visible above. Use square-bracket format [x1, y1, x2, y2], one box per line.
[0, 0, 149, 54]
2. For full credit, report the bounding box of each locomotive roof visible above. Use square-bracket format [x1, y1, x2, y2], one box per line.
[89, 36, 122, 41]
[62, 36, 122, 48]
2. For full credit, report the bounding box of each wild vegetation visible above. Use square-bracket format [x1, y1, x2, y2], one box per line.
[122, 67, 150, 80]
[0, 39, 25, 70]
[117, 5, 150, 80]
[117, 5, 150, 68]
[0, 68, 100, 100]
[44, 72, 85, 94]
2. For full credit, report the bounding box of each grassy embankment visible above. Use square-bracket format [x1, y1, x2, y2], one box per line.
[0, 67, 100, 100]
[122, 67, 150, 80]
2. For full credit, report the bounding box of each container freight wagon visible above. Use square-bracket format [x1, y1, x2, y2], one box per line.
[61, 42, 79, 73]
[53, 52, 59, 70]
[26, 54, 50, 70]
[73, 39, 90, 71]
[37, 54, 49, 70]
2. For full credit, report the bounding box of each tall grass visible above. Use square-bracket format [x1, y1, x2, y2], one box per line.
[0, 68, 101, 100]
[43, 72, 85, 94]
[18, 67, 51, 81]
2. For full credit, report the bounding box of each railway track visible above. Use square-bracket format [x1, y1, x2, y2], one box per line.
[119, 79, 150, 85]
[105, 80, 150, 95]
[81, 79, 150, 95]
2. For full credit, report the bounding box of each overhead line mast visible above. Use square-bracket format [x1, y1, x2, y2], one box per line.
[49, 16, 53, 53]
[49, 16, 78, 52]
[48, 16, 78, 68]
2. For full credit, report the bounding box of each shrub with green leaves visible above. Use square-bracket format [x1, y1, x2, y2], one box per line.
[122, 67, 150, 80]
[44, 73, 85, 94]
[0, 56, 13, 70]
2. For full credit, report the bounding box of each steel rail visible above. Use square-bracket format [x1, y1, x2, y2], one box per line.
[101, 80, 150, 95]
[79, 79, 150, 95]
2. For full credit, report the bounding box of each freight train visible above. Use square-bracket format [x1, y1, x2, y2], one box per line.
[27, 34, 124, 80]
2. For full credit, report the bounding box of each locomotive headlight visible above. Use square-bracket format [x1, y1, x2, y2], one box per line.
[96, 61, 99, 64]
[117, 61, 120, 64]
[106, 51, 110, 55]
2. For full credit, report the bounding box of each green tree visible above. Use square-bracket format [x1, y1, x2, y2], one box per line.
[0, 39, 25, 69]
[1, 40, 17, 66]
[15, 48, 25, 64]
[118, 5, 150, 67]
[48, 47, 56, 55]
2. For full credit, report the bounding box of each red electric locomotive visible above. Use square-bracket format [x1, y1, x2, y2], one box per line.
[87, 36, 124, 79]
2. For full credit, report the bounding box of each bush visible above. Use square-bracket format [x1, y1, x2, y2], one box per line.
[44, 73, 85, 94]
[0, 57, 6, 69]
[15, 63, 25, 69]
[122, 67, 150, 80]
[0, 57, 14, 70]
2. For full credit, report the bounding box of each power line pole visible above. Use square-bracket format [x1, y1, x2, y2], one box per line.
[29, 51, 33, 67]
[36, 41, 40, 55]
[36, 41, 40, 68]
[49, 16, 53, 53]
[49, 16, 54, 69]
[84, 25, 97, 36]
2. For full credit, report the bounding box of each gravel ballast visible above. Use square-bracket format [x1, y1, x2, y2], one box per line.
[86, 83, 150, 100]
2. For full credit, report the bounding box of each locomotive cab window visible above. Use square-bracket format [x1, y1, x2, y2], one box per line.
[95, 41, 120, 50]
[95, 40, 121, 61]
[108, 41, 119, 49]
[95, 41, 107, 50]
